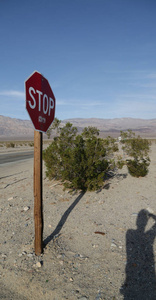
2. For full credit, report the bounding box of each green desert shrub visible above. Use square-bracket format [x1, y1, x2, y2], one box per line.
[120, 130, 151, 177]
[43, 123, 114, 191]
[127, 159, 149, 177]
[46, 117, 61, 139]
[6, 142, 15, 148]
[44, 121, 151, 189]
[28, 142, 34, 147]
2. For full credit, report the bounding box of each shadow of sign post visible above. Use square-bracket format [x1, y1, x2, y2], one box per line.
[44, 192, 85, 247]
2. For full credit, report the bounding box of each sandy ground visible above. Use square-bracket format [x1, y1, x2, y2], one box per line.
[0, 143, 156, 299]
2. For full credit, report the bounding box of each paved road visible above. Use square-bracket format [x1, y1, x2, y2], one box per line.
[0, 151, 34, 164]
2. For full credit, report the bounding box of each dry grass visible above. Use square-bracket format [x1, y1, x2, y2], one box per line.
[0, 139, 51, 148]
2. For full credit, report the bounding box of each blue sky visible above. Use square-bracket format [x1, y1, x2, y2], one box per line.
[0, 0, 156, 121]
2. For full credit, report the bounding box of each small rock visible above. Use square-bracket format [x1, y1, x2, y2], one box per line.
[8, 197, 14, 201]
[27, 253, 34, 258]
[147, 207, 154, 214]
[92, 244, 99, 248]
[2, 254, 7, 258]
[111, 242, 117, 248]
[74, 253, 88, 260]
[36, 261, 42, 268]
[69, 277, 74, 282]
[23, 206, 30, 212]
[22, 251, 27, 255]
[98, 200, 104, 204]
[74, 254, 80, 258]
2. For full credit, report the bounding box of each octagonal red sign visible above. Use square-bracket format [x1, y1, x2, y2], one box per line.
[25, 71, 56, 133]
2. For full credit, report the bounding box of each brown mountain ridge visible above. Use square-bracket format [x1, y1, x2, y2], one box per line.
[0, 115, 156, 140]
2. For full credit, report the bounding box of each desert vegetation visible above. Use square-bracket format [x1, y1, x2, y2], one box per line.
[0, 141, 33, 148]
[119, 130, 151, 177]
[43, 119, 151, 191]
[0, 140, 51, 148]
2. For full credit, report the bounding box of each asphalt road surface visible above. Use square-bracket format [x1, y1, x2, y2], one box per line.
[0, 151, 34, 164]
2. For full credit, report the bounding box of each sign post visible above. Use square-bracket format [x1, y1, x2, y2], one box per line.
[34, 130, 43, 255]
[25, 71, 55, 255]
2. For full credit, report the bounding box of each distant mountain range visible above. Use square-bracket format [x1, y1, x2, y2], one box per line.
[0, 115, 156, 140]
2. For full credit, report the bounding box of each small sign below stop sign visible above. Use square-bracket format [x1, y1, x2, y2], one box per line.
[25, 71, 56, 133]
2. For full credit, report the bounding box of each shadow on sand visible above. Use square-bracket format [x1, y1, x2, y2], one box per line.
[121, 209, 156, 299]
[43, 191, 85, 247]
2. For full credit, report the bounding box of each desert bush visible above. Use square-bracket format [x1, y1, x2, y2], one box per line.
[6, 142, 15, 148]
[28, 142, 34, 147]
[46, 117, 61, 139]
[44, 123, 150, 189]
[120, 130, 150, 177]
[127, 160, 149, 177]
[43, 123, 116, 191]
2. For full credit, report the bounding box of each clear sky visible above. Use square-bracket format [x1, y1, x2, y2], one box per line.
[0, 0, 156, 121]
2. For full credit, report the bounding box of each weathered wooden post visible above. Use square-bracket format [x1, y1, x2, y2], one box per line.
[34, 130, 43, 255]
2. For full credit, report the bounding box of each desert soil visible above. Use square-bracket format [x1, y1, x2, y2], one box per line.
[0, 143, 156, 300]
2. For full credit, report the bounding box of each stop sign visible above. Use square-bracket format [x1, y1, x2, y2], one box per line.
[25, 71, 56, 132]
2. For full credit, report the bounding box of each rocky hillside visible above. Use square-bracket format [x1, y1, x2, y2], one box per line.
[0, 116, 34, 140]
[0, 115, 156, 140]
[62, 117, 156, 138]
